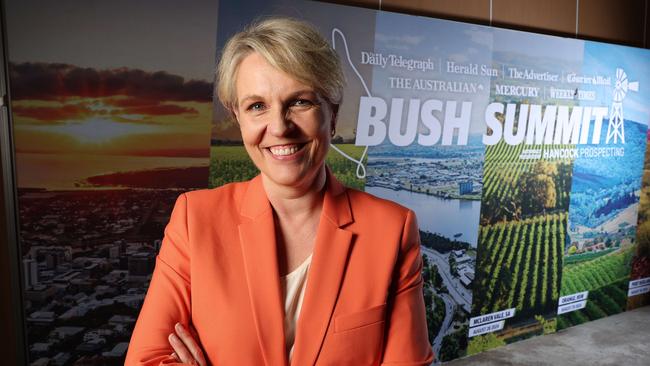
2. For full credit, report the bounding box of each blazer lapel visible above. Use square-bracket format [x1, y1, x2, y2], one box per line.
[291, 170, 354, 366]
[238, 175, 288, 366]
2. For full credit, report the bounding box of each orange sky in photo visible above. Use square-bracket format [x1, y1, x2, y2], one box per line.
[11, 63, 213, 157]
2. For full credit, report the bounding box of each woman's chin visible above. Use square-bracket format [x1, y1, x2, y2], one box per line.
[262, 169, 309, 188]
[260, 165, 324, 191]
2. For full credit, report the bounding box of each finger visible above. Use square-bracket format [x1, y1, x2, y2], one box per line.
[168, 333, 196, 365]
[188, 324, 207, 366]
[171, 352, 180, 362]
[175, 323, 207, 366]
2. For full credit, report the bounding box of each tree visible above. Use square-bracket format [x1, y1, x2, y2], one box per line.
[422, 265, 432, 286]
[467, 332, 506, 355]
[439, 335, 459, 361]
[535, 314, 556, 335]
[448, 255, 458, 276]
[519, 161, 558, 215]
[432, 265, 444, 289]
[439, 325, 468, 361]
[482, 193, 521, 224]
[636, 221, 650, 257]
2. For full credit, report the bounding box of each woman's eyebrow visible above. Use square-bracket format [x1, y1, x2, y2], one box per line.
[238, 94, 264, 107]
[287, 90, 318, 99]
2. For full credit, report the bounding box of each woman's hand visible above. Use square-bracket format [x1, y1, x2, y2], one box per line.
[168, 322, 207, 366]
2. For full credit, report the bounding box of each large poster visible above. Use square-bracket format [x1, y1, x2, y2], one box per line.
[7, 0, 650, 364]
[212, 0, 650, 363]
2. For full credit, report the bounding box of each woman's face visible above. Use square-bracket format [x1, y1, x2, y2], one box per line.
[233, 52, 336, 190]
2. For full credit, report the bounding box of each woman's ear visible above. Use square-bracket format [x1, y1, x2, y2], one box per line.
[230, 106, 240, 124]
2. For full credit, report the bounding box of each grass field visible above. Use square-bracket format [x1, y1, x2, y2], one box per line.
[209, 144, 366, 190]
[557, 245, 634, 330]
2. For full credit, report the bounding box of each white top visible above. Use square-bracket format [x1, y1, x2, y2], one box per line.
[281, 253, 313, 361]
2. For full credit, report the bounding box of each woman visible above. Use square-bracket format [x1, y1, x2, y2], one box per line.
[125, 17, 434, 366]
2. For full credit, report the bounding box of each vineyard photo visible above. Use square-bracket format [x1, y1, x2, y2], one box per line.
[558, 119, 647, 330]
[469, 140, 574, 354]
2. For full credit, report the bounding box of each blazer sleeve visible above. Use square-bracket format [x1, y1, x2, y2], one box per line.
[125, 194, 194, 366]
[381, 209, 435, 365]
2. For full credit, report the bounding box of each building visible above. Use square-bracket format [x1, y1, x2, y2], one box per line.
[22, 258, 39, 289]
[108, 245, 119, 259]
[27, 311, 56, 324]
[452, 249, 465, 258]
[102, 342, 129, 358]
[459, 181, 473, 195]
[459, 269, 475, 288]
[456, 254, 473, 265]
[128, 252, 155, 281]
[51, 326, 84, 340]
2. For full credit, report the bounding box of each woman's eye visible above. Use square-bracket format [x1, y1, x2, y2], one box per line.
[247, 102, 265, 111]
[292, 99, 314, 108]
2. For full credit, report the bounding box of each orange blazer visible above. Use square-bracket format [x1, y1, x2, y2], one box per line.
[125, 170, 434, 366]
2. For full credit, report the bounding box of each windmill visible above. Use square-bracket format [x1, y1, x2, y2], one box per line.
[606, 68, 639, 144]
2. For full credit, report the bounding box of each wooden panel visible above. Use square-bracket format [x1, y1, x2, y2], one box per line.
[493, 0, 577, 36]
[579, 0, 646, 47]
[318, 0, 380, 10]
[381, 0, 490, 24]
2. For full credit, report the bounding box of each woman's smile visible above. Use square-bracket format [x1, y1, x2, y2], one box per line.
[266, 143, 307, 159]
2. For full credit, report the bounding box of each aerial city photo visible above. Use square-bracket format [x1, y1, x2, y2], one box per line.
[7, 1, 217, 364]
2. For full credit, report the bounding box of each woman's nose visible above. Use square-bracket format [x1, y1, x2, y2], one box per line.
[267, 108, 294, 136]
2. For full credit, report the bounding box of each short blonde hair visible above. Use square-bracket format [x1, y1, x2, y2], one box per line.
[216, 17, 345, 111]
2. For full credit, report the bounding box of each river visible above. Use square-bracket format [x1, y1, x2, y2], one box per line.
[365, 186, 481, 247]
